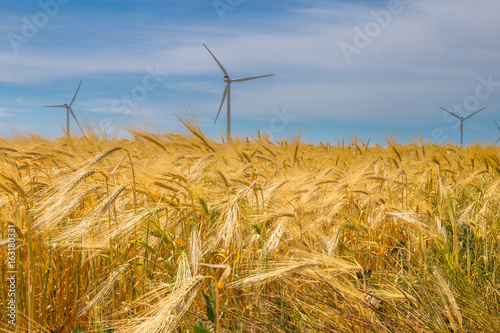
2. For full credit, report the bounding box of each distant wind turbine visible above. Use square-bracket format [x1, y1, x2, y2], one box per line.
[44, 81, 85, 137]
[203, 43, 274, 141]
[439, 106, 486, 146]
[495, 120, 500, 144]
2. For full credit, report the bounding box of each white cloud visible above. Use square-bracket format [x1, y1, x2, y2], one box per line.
[0, 107, 16, 117]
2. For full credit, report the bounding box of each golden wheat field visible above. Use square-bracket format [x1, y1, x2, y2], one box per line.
[0, 119, 499, 333]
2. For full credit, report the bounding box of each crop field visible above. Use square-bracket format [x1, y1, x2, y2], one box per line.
[1, 120, 500, 332]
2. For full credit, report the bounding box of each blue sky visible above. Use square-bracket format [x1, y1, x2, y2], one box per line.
[1, 0, 500, 145]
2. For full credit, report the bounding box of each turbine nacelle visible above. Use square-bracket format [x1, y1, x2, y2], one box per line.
[203, 43, 274, 141]
[439, 106, 486, 146]
[440, 107, 486, 121]
[44, 81, 85, 137]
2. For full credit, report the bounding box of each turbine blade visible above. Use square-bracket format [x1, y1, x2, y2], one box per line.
[439, 107, 461, 119]
[203, 44, 229, 77]
[463, 107, 485, 120]
[69, 107, 85, 134]
[232, 74, 275, 83]
[44, 105, 66, 108]
[214, 85, 228, 124]
[495, 120, 500, 131]
[69, 81, 82, 107]
[496, 137, 500, 144]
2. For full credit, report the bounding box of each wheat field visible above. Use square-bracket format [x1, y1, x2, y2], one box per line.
[1, 119, 499, 332]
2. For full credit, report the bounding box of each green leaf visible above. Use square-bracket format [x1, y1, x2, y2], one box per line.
[133, 240, 156, 254]
[198, 196, 209, 216]
[202, 291, 215, 323]
[73, 325, 85, 333]
[99, 254, 112, 264]
[193, 325, 211, 333]
[339, 244, 353, 256]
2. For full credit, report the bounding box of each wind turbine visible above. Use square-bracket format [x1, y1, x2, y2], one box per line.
[439, 106, 486, 146]
[203, 43, 274, 141]
[44, 81, 85, 137]
[495, 120, 500, 144]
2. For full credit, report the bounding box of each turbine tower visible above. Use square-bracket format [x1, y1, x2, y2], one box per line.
[44, 81, 85, 137]
[203, 43, 274, 141]
[439, 106, 485, 146]
[495, 120, 500, 144]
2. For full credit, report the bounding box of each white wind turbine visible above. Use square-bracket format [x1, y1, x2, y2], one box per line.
[44, 81, 85, 137]
[440, 106, 486, 146]
[203, 43, 274, 141]
[495, 121, 500, 144]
